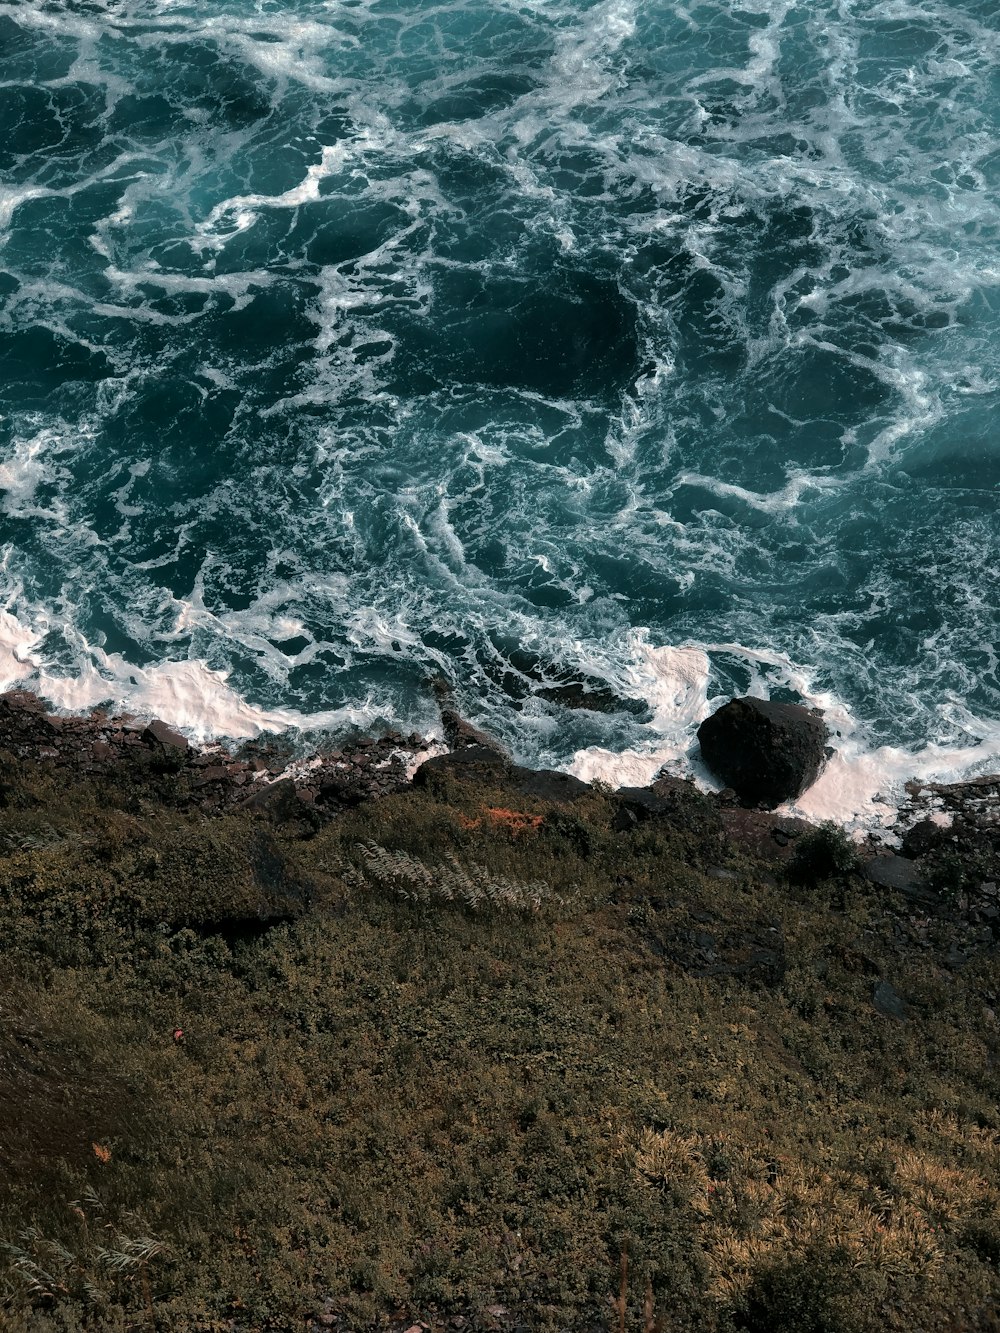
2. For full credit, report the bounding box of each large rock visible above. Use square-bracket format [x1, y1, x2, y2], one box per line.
[413, 746, 511, 788]
[430, 677, 508, 755]
[142, 718, 189, 752]
[697, 697, 828, 809]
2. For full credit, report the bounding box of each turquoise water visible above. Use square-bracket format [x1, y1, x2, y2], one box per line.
[1, 0, 999, 800]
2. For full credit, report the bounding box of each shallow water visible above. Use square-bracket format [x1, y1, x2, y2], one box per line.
[1, 0, 999, 823]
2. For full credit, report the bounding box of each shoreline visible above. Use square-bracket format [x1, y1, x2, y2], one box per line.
[2, 686, 997, 892]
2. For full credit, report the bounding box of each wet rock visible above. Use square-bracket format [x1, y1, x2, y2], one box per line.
[430, 677, 508, 754]
[697, 697, 828, 808]
[440, 708, 507, 754]
[535, 682, 642, 714]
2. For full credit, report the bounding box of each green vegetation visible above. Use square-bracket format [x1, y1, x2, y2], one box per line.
[0, 754, 997, 1330]
[787, 821, 861, 884]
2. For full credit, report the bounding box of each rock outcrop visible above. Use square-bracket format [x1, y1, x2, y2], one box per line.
[697, 696, 828, 808]
[430, 677, 508, 755]
[0, 691, 432, 820]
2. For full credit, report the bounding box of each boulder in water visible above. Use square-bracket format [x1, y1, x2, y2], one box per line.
[697, 697, 828, 808]
[429, 677, 508, 755]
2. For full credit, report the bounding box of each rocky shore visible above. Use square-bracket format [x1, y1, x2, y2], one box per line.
[2, 685, 998, 958]
[0, 688, 435, 820]
[2, 685, 995, 857]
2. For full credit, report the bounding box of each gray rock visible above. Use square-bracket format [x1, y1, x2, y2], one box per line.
[863, 854, 920, 891]
[142, 718, 189, 751]
[873, 980, 910, 1021]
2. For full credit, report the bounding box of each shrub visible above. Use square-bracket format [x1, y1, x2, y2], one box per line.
[733, 1244, 875, 1333]
[919, 847, 994, 909]
[788, 822, 859, 883]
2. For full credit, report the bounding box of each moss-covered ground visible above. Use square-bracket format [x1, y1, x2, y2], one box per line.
[0, 756, 997, 1331]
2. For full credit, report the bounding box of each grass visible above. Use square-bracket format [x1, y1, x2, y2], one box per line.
[0, 753, 997, 1330]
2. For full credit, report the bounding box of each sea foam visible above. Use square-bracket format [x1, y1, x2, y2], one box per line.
[1, 0, 998, 822]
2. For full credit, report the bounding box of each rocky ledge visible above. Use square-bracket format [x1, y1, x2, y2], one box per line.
[2, 687, 998, 906]
[0, 689, 435, 822]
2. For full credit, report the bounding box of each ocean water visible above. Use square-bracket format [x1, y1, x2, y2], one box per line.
[1, 0, 999, 824]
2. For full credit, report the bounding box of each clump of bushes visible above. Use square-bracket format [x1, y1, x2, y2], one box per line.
[920, 845, 995, 909]
[788, 821, 860, 883]
[733, 1244, 876, 1333]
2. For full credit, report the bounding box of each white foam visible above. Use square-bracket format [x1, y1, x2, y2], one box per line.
[567, 632, 1000, 831]
[0, 602, 379, 743]
[568, 632, 710, 786]
[673, 467, 851, 515]
[405, 739, 448, 782]
[196, 143, 351, 250]
[4, 583, 1000, 829]
[0, 608, 42, 689]
[0, 185, 51, 234]
[527, 0, 636, 104]
[787, 704, 1000, 831]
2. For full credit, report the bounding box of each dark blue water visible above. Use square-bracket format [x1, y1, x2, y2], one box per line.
[2, 0, 999, 813]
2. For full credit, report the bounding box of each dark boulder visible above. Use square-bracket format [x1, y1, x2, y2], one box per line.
[697, 697, 828, 809]
[900, 819, 948, 859]
[612, 786, 670, 830]
[240, 777, 301, 822]
[413, 746, 511, 788]
[430, 677, 508, 755]
[862, 854, 921, 892]
[138, 717, 190, 772]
